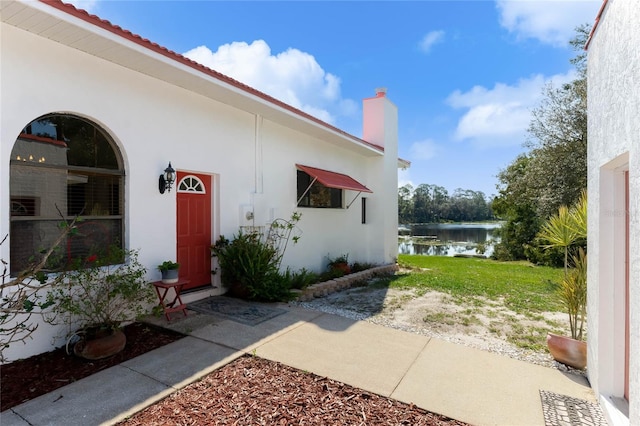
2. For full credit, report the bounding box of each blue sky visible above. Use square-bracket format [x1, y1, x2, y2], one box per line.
[70, 0, 600, 198]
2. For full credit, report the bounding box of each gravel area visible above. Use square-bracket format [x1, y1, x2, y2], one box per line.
[291, 278, 585, 377]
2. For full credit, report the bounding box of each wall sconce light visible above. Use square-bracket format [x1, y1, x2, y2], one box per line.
[158, 162, 176, 194]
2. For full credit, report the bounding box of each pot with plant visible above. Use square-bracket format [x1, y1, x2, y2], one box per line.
[46, 246, 155, 360]
[328, 254, 351, 276]
[538, 191, 587, 370]
[158, 260, 180, 284]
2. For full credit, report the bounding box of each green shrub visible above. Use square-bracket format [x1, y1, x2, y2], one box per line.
[318, 268, 345, 281]
[211, 231, 291, 302]
[524, 241, 565, 267]
[157, 260, 179, 272]
[46, 246, 154, 334]
[211, 213, 304, 302]
[285, 268, 319, 290]
[351, 261, 377, 273]
[250, 271, 296, 302]
[211, 232, 275, 295]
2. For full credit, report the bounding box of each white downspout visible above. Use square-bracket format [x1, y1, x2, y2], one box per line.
[254, 114, 263, 195]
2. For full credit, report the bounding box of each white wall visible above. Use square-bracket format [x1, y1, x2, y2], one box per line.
[1, 17, 396, 360]
[587, 0, 640, 423]
[259, 119, 381, 272]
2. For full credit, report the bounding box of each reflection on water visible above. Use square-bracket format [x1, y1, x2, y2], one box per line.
[398, 223, 502, 258]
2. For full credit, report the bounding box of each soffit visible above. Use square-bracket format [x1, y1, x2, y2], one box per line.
[1, 1, 383, 158]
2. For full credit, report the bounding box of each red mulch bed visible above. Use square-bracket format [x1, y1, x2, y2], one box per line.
[0, 322, 185, 411]
[3, 323, 468, 425]
[119, 355, 469, 426]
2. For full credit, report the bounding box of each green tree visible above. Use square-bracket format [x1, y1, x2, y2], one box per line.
[492, 155, 542, 260]
[412, 184, 430, 223]
[398, 183, 492, 224]
[430, 185, 450, 221]
[398, 184, 414, 224]
[492, 25, 589, 262]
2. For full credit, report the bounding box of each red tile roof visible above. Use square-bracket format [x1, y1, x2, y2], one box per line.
[584, 0, 609, 50]
[39, 0, 383, 153]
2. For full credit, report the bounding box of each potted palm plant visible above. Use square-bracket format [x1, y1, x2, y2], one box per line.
[158, 260, 180, 284]
[538, 191, 587, 369]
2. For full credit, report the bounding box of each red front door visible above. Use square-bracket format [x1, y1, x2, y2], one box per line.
[177, 172, 212, 291]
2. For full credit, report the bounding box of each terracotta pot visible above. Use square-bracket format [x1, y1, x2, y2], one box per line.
[546, 333, 587, 370]
[227, 281, 251, 299]
[332, 262, 351, 275]
[74, 329, 126, 360]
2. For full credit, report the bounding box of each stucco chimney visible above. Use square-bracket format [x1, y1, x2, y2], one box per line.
[363, 88, 397, 150]
[362, 88, 399, 265]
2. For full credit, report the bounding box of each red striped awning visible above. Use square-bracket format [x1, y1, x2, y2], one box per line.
[296, 164, 372, 193]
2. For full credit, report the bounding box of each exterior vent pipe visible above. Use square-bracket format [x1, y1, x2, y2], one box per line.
[375, 87, 387, 97]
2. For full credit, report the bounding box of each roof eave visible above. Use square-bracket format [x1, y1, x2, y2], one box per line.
[584, 0, 609, 50]
[398, 158, 411, 169]
[3, 0, 384, 158]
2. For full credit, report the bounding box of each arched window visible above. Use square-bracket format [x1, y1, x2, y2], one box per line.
[9, 114, 124, 274]
[177, 175, 206, 193]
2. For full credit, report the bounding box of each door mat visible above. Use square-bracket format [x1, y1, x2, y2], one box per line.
[188, 296, 287, 326]
[540, 390, 607, 426]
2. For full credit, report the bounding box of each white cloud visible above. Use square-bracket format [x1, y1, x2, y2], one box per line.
[419, 30, 445, 53]
[66, 0, 99, 13]
[410, 139, 439, 160]
[184, 40, 355, 125]
[398, 169, 414, 188]
[446, 71, 575, 148]
[496, 0, 600, 47]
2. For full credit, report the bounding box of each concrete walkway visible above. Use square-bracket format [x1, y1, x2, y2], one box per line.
[1, 304, 596, 426]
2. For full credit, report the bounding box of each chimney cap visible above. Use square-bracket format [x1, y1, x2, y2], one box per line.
[375, 87, 387, 97]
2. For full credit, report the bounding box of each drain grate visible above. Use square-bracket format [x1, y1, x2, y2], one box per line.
[540, 390, 607, 426]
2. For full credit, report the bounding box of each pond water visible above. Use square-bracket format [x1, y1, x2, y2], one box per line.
[398, 223, 502, 258]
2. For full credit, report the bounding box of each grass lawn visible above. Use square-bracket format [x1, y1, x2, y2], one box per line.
[378, 255, 567, 351]
[395, 255, 564, 314]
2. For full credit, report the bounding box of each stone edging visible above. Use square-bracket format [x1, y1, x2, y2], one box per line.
[292, 264, 399, 302]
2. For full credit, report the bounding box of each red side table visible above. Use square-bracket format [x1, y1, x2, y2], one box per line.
[152, 279, 190, 321]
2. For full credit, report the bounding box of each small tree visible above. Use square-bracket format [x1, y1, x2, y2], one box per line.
[0, 219, 75, 362]
[46, 246, 154, 338]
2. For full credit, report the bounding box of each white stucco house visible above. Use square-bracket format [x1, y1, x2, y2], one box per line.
[586, 0, 639, 424]
[0, 0, 408, 361]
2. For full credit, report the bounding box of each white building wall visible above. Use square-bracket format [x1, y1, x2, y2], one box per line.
[252, 118, 381, 272]
[587, 0, 640, 423]
[1, 13, 396, 361]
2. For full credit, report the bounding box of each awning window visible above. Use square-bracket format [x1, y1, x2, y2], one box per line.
[296, 164, 372, 193]
[296, 164, 372, 209]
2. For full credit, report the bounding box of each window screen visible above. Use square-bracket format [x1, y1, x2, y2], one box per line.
[297, 170, 343, 208]
[10, 114, 124, 274]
